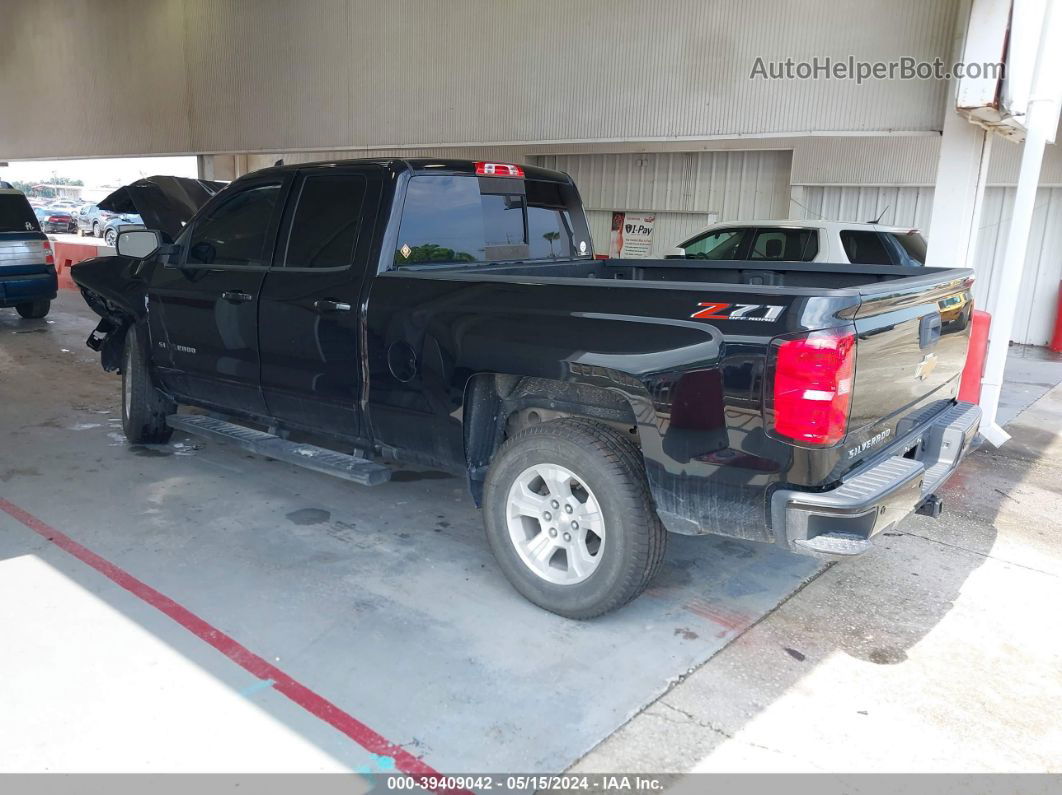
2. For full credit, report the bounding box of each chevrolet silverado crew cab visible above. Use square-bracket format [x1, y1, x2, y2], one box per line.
[1, 188, 58, 318]
[72, 160, 980, 618]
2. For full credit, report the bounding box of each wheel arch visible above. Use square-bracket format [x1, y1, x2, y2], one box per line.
[462, 370, 652, 505]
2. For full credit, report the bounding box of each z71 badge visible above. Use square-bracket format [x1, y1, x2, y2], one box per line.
[690, 302, 785, 322]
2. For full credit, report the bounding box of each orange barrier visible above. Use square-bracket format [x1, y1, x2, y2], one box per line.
[52, 240, 107, 290]
[1051, 282, 1062, 353]
[959, 309, 991, 404]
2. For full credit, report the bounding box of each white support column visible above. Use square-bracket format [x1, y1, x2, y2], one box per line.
[196, 155, 215, 181]
[197, 155, 239, 182]
[926, 69, 993, 270]
[979, 0, 1062, 445]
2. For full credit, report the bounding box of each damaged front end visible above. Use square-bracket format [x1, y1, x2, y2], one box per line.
[72, 174, 226, 371]
[72, 255, 146, 371]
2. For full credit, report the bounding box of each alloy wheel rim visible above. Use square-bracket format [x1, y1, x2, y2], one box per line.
[505, 463, 605, 585]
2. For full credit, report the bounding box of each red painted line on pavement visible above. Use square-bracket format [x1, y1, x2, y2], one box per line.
[0, 497, 466, 793]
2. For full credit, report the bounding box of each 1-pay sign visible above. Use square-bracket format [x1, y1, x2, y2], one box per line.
[609, 211, 656, 258]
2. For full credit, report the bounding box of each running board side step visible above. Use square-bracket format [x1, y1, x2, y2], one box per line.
[166, 414, 391, 486]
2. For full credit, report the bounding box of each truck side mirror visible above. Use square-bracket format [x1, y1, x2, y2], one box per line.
[116, 229, 162, 259]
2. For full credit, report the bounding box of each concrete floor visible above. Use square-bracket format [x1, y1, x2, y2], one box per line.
[2, 292, 1059, 776]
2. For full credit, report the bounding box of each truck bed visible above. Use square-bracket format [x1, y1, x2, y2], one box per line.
[415, 257, 947, 291]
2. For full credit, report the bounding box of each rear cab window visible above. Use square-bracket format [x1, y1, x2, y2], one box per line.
[393, 174, 592, 267]
[0, 192, 41, 233]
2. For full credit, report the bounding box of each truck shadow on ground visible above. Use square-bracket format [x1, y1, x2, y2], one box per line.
[574, 408, 1062, 772]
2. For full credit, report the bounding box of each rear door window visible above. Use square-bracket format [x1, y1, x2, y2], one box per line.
[748, 228, 818, 261]
[0, 193, 40, 232]
[840, 230, 893, 265]
[884, 232, 927, 266]
[280, 173, 367, 269]
[394, 175, 592, 267]
[681, 228, 747, 259]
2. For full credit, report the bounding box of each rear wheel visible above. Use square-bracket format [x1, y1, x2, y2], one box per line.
[16, 300, 50, 319]
[483, 418, 666, 619]
[121, 324, 175, 444]
[92, 221, 101, 237]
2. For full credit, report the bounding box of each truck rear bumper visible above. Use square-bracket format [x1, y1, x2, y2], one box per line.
[771, 401, 981, 555]
[0, 269, 58, 307]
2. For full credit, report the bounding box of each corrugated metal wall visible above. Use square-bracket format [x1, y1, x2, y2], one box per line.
[1, 0, 960, 159]
[791, 125, 1062, 186]
[537, 151, 793, 256]
[799, 185, 1062, 345]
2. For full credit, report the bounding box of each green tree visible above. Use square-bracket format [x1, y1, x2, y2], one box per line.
[395, 243, 476, 265]
[543, 231, 560, 258]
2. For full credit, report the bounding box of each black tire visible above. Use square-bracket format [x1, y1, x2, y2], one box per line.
[92, 221, 101, 237]
[104, 227, 117, 246]
[16, 299, 50, 319]
[121, 324, 175, 444]
[483, 418, 666, 619]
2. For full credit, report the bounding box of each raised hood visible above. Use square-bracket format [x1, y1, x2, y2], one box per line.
[98, 175, 226, 240]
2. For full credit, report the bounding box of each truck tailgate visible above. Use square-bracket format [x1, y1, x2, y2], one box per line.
[844, 271, 974, 462]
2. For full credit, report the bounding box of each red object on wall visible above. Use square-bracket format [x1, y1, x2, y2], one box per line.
[959, 309, 991, 404]
[1050, 281, 1062, 353]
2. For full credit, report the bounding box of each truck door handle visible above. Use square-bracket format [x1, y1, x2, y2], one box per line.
[314, 299, 352, 313]
[221, 290, 253, 303]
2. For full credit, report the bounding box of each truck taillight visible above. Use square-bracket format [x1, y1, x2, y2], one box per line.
[475, 161, 524, 177]
[769, 329, 856, 446]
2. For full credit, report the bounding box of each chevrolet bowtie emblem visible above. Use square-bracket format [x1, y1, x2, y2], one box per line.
[915, 352, 938, 381]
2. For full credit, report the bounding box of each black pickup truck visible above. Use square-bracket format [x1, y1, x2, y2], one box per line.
[71, 160, 981, 618]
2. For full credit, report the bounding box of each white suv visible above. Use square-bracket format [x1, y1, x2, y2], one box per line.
[674, 220, 927, 266]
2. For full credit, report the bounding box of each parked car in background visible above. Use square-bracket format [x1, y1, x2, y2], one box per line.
[77, 204, 111, 237]
[101, 212, 144, 246]
[0, 188, 57, 318]
[33, 206, 77, 233]
[673, 220, 928, 267]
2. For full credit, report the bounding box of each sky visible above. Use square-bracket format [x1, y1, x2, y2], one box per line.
[0, 156, 198, 189]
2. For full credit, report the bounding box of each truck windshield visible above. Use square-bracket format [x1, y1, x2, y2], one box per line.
[394, 175, 593, 267]
[0, 193, 40, 233]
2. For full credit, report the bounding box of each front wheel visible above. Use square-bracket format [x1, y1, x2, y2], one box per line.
[104, 228, 117, 246]
[483, 418, 666, 619]
[121, 325, 175, 444]
[16, 300, 50, 319]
